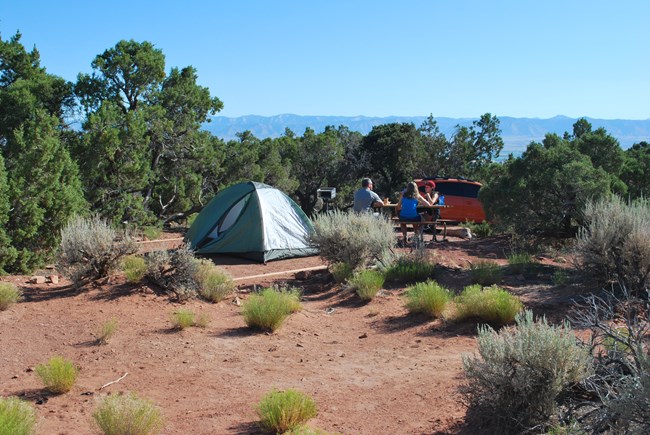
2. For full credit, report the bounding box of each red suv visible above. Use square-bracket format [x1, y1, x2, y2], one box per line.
[415, 177, 486, 223]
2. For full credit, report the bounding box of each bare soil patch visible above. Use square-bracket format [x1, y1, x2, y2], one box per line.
[0, 232, 586, 434]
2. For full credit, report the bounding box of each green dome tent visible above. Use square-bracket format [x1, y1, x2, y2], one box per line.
[186, 182, 318, 262]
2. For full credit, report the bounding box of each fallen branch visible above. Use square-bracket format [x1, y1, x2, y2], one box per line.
[99, 372, 129, 390]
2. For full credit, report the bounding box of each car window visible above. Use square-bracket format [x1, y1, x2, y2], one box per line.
[436, 182, 480, 198]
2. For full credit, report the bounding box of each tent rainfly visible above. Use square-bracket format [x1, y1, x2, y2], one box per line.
[185, 182, 318, 262]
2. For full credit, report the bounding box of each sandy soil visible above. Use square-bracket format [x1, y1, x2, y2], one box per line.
[0, 232, 582, 434]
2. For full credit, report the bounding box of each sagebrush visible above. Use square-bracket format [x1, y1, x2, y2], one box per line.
[310, 210, 395, 270]
[144, 245, 200, 301]
[462, 310, 592, 434]
[57, 215, 137, 288]
[575, 196, 650, 297]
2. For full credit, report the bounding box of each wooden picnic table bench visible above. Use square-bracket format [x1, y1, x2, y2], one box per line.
[378, 203, 453, 242]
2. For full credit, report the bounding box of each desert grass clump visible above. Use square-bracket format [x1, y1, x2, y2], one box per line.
[349, 269, 385, 302]
[171, 309, 195, 330]
[507, 252, 534, 274]
[462, 310, 592, 434]
[58, 215, 138, 288]
[575, 196, 650, 297]
[0, 396, 37, 435]
[92, 392, 164, 435]
[384, 251, 436, 283]
[0, 282, 21, 311]
[242, 287, 302, 331]
[552, 269, 569, 286]
[455, 284, 523, 325]
[461, 220, 493, 238]
[330, 262, 354, 283]
[122, 255, 147, 283]
[310, 210, 395, 270]
[256, 389, 317, 433]
[141, 225, 162, 241]
[35, 356, 78, 394]
[96, 318, 118, 345]
[469, 260, 502, 286]
[195, 312, 210, 328]
[403, 280, 451, 318]
[194, 259, 235, 303]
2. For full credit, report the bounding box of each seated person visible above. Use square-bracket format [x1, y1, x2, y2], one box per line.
[353, 177, 383, 213]
[421, 180, 440, 221]
[397, 181, 432, 243]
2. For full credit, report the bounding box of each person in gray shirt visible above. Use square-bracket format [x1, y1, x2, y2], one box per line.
[353, 178, 383, 212]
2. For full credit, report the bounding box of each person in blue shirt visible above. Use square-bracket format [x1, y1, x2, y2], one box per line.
[397, 181, 432, 244]
[353, 178, 383, 213]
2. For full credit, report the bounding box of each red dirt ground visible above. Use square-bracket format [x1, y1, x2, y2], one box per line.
[0, 232, 583, 434]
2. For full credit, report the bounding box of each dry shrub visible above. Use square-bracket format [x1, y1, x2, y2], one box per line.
[144, 245, 199, 301]
[195, 259, 235, 303]
[35, 356, 78, 394]
[241, 286, 302, 332]
[310, 210, 395, 270]
[454, 284, 523, 325]
[575, 197, 650, 297]
[256, 389, 317, 433]
[58, 215, 137, 288]
[462, 311, 592, 434]
[92, 392, 164, 435]
[0, 282, 21, 311]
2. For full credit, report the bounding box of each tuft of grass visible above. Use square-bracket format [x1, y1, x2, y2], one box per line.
[195, 312, 210, 328]
[552, 269, 568, 286]
[35, 356, 78, 394]
[384, 254, 436, 283]
[92, 392, 164, 435]
[330, 262, 354, 283]
[0, 396, 37, 435]
[241, 287, 302, 331]
[455, 284, 523, 325]
[142, 226, 162, 241]
[403, 280, 451, 318]
[256, 389, 317, 433]
[507, 252, 534, 274]
[470, 260, 503, 286]
[195, 260, 235, 303]
[122, 255, 147, 283]
[171, 309, 195, 330]
[461, 220, 492, 238]
[349, 270, 385, 302]
[96, 318, 118, 345]
[0, 282, 21, 311]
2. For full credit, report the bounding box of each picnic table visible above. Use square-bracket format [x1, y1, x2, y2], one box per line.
[377, 203, 452, 242]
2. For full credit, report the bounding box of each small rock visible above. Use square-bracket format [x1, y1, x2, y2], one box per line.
[25, 367, 34, 372]
[11, 375, 18, 379]
[48, 275, 59, 284]
[30, 276, 46, 284]
[358, 333, 368, 339]
[232, 297, 241, 306]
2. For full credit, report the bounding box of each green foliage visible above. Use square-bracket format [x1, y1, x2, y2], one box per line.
[310, 210, 395, 270]
[194, 259, 235, 303]
[403, 280, 451, 318]
[57, 215, 138, 288]
[329, 262, 354, 283]
[507, 252, 534, 274]
[0, 282, 21, 311]
[620, 141, 650, 199]
[256, 389, 317, 434]
[141, 226, 162, 241]
[171, 309, 195, 330]
[92, 392, 164, 435]
[194, 312, 210, 328]
[36, 356, 78, 394]
[461, 220, 492, 238]
[96, 318, 118, 345]
[349, 270, 385, 301]
[552, 269, 569, 286]
[462, 311, 592, 434]
[0, 155, 17, 273]
[384, 252, 436, 283]
[241, 287, 302, 331]
[122, 255, 147, 283]
[575, 196, 650, 296]
[469, 260, 502, 286]
[455, 284, 523, 325]
[0, 396, 37, 435]
[480, 139, 610, 236]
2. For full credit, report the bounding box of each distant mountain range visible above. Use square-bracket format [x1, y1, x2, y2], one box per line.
[203, 114, 650, 156]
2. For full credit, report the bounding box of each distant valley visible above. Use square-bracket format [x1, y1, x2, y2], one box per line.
[203, 114, 650, 156]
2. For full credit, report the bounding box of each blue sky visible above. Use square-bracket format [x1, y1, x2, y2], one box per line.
[3, 1, 649, 119]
